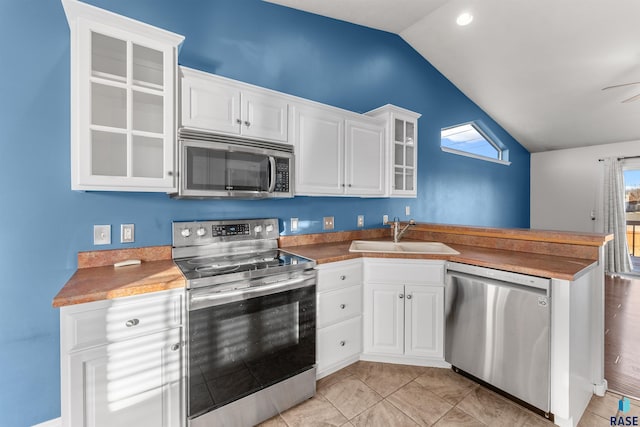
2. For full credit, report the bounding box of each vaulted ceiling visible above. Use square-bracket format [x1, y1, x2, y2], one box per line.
[265, 0, 640, 153]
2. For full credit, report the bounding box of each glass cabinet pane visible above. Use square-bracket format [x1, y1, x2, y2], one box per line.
[394, 119, 404, 143]
[132, 91, 163, 133]
[133, 44, 164, 88]
[405, 122, 415, 145]
[91, 83, 126, 129]
[406, 146, 414, 167]
[91, 130, 127, 176]
[406, 169, 414, 191]
[91, 32, 126, 81]
[395, 167, 404, 191]
[132, 136, 163, 178]
[395, 143, 404, 167]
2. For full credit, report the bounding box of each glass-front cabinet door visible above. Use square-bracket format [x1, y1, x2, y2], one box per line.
[64, 1, 184, 191]
[393, 117, 416, 195]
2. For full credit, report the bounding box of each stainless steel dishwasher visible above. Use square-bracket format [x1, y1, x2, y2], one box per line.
[445, 262, 552, 418]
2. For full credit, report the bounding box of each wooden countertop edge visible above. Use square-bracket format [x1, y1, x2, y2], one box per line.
[409, 223, 613, 246]
[53, 260, 185, 308]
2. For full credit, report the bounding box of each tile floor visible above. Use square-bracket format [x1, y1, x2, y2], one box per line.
[258, 361, 640, 426]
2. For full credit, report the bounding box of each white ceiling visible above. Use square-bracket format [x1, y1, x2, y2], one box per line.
[265, 0, 640, 153]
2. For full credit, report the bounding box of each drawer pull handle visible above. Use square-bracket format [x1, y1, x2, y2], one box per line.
[125, 319, 140, 327]
[171, 343, 180, 351]
[339, 341, 346, 347]
[340, 275, 346, 280]
[406, 294, 412, 300]
[340, 304, 346, 309]
[399, 294, 404, 299]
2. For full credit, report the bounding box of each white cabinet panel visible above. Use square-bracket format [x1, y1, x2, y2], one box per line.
[364, 283, 404, 355]
[318, 285, 362, 328]
[180, 67, 289, 143]
[405, 285, 443, 358]
[294, 105, 345, 195]
[68, 328, 182, 427]
[64, 1, 184, 191]
[317, 316, 362, 372]
[345, 119, 385, 196]
[181, 75, 240, 134]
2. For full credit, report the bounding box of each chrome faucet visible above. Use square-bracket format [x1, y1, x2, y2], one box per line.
[392, 217, 416, 243]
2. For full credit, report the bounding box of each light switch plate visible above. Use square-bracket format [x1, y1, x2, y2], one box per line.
[383, 215, 389, 225]
[323, 216, 334, 230]
[357, 215, 364, 228]
[290, 217, 299, 232]
[121, 224, 135, 243]
[405, 206, 411, 216]
[94, 225, 111, 245]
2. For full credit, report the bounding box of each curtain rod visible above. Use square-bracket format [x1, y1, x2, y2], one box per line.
[598, 155, 640, 162]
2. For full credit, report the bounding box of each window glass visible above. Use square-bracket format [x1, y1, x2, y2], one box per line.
[441, 123, 503, 161]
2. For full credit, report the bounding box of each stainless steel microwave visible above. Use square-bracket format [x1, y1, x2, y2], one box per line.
[172, 130, 294, 199]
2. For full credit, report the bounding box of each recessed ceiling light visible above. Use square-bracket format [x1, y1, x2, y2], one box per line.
[456, 12, 473, 26]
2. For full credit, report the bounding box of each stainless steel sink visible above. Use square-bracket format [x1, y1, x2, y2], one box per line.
[348, 240, 460, 255]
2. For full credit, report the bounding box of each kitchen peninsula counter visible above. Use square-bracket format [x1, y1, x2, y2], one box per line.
[279, 222, 612, 281]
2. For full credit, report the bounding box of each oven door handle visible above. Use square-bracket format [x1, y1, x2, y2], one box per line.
[189, 272, 315, 310]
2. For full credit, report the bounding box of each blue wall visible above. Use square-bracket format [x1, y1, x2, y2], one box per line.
[0, 0, 530, 424]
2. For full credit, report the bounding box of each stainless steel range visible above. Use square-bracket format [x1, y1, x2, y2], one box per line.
[172, 218, 317, 427]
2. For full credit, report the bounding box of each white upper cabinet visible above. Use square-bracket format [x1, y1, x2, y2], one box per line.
[293, 103, 386, 197]
[180, 67, 289, 143]
[63, 0, 184, 192]
[345, 119, 385, 196]
[293, 104, 345, 195]
[367, 105, 421, 197]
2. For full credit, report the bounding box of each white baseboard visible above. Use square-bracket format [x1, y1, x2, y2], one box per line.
[32, 417, 61, 427]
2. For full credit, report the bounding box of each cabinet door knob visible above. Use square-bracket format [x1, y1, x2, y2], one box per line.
[348, 184, 352, 187]
[125, 318, 139, 327]
[406, 294, 412, 300]
[339, 275, 346, 280]
[171, 343, 180, 351]
[340, 304, 346, 309]
[399, 294, 404, 299]
[244, 121, 251, 127]
[339, 341, 346, 347]
[236, 118, 242, 124]
[167, 171, 173, 176]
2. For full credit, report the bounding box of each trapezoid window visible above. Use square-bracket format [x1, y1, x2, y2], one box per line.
[441, 122, 510, 165]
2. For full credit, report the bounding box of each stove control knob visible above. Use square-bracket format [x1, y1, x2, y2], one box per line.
[254, 225, 263, 234]
[265, 224, 274, 233]
[196, 227, 207, 237]
[181, 228, 191, 238]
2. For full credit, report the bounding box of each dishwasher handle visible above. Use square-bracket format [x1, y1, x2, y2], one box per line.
[447, 270, 550, 297]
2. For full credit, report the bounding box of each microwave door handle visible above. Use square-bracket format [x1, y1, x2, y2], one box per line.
[268, 156, 276, 193]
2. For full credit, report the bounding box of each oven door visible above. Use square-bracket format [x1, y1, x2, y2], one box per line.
[186, 270, 316, 420]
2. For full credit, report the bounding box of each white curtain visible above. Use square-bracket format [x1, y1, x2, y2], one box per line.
[603, 157, 632, 273]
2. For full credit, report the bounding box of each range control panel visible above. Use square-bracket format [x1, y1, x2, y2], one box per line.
[172, 218, 279, 247]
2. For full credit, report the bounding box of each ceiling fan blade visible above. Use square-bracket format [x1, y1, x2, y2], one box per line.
[621, 93, 640, 103]
[602, 81, 640, 90]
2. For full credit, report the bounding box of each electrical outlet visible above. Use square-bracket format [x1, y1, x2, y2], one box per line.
[93, 225, 111, 245]
[291, 217, 299, 232]
[323, 216, 334, 230]
[121, 224, 135, 243]
[383, 215, 389, 225]
[357, 215, 364, 228]
[405, 206, 411, 216]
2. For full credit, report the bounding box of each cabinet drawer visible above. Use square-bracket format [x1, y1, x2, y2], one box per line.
[317, 316, 362, 370]
[317, 260, 362, 292]
[364, 259, 444, 284]
[318, 285, 362, 328]
[62, 291, 183, 351]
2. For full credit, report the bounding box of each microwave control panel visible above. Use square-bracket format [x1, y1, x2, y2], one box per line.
[274, 158, 290, 193]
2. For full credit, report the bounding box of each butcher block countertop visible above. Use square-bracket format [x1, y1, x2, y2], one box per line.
[53, 223, 612, 307]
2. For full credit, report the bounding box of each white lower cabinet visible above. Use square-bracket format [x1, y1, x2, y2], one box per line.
[60, 289, 184, 427]
[316, 259, 363, 378]
[363, 259, 445, 364]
